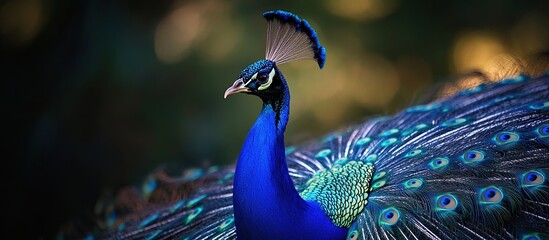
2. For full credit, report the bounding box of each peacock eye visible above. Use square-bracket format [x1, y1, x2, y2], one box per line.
[435, 194, 458, 211]
[257, 68, 276, 91]
[347, 229, 358, 240]
[403, 178, 423, 189]
[379, 207, 400, 226]
[493, 131, 519, 145]
[479, 186, 504, 204]
[538, 124, 549, 137]
[257, 75, 269, 84]
[521, 170, 544, 187]
[462, 150, 485, 164]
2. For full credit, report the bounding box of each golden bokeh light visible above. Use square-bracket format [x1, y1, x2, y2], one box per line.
[0, 0, 45, 45]
[286, 49, 400, 127]
[452, 31, 506, 73]
[348, 54, 400, 108]
[154, 0, 232, 64]
[510, 14, 549, 56]
[324, 0, 398, 21]
[449, 16, 548, 96]
[198, 21, 241, 62]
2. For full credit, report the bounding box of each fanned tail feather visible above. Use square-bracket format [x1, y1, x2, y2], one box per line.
[60, 165, 237, 239]
[62, 72, 548, 240]
[286, 72, 549, 239]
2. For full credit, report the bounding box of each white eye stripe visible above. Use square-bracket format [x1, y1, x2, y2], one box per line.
[258, 68, 276, 90]
[244, 72, 258, 87]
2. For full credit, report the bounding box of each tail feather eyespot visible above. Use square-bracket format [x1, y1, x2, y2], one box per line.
[479, 186, 504, 204]
[435, 194, 458, 211]
[379, 207, 400, 226]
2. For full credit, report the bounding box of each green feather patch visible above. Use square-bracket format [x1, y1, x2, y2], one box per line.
[300, 160, 374, 227]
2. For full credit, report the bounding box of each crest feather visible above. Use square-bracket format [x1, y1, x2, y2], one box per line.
[263, 10, 326, 68]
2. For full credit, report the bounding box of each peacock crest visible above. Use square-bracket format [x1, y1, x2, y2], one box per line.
[263, 10, 326, 68]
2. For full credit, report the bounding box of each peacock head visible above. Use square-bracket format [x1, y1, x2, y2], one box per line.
[224, 60, 284, 102]
[223, 10, 326, 101]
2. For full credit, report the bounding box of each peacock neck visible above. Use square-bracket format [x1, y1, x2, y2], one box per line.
[232, 71, 347, 239]
[232, 79, 306, 237]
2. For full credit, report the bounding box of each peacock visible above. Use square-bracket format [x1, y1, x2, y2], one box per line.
[64, 10, 549, 240]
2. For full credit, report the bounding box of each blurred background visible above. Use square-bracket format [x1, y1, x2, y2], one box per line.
[3, 0, 548, 238]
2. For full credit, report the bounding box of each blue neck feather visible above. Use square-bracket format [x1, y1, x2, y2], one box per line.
[233, 73, 346, 240]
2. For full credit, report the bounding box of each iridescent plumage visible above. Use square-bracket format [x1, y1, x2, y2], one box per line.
[62, 10, 549, 240]
[289, 73, 549, 239]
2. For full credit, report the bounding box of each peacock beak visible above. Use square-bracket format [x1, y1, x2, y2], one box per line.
[224, 78, 250, 98]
